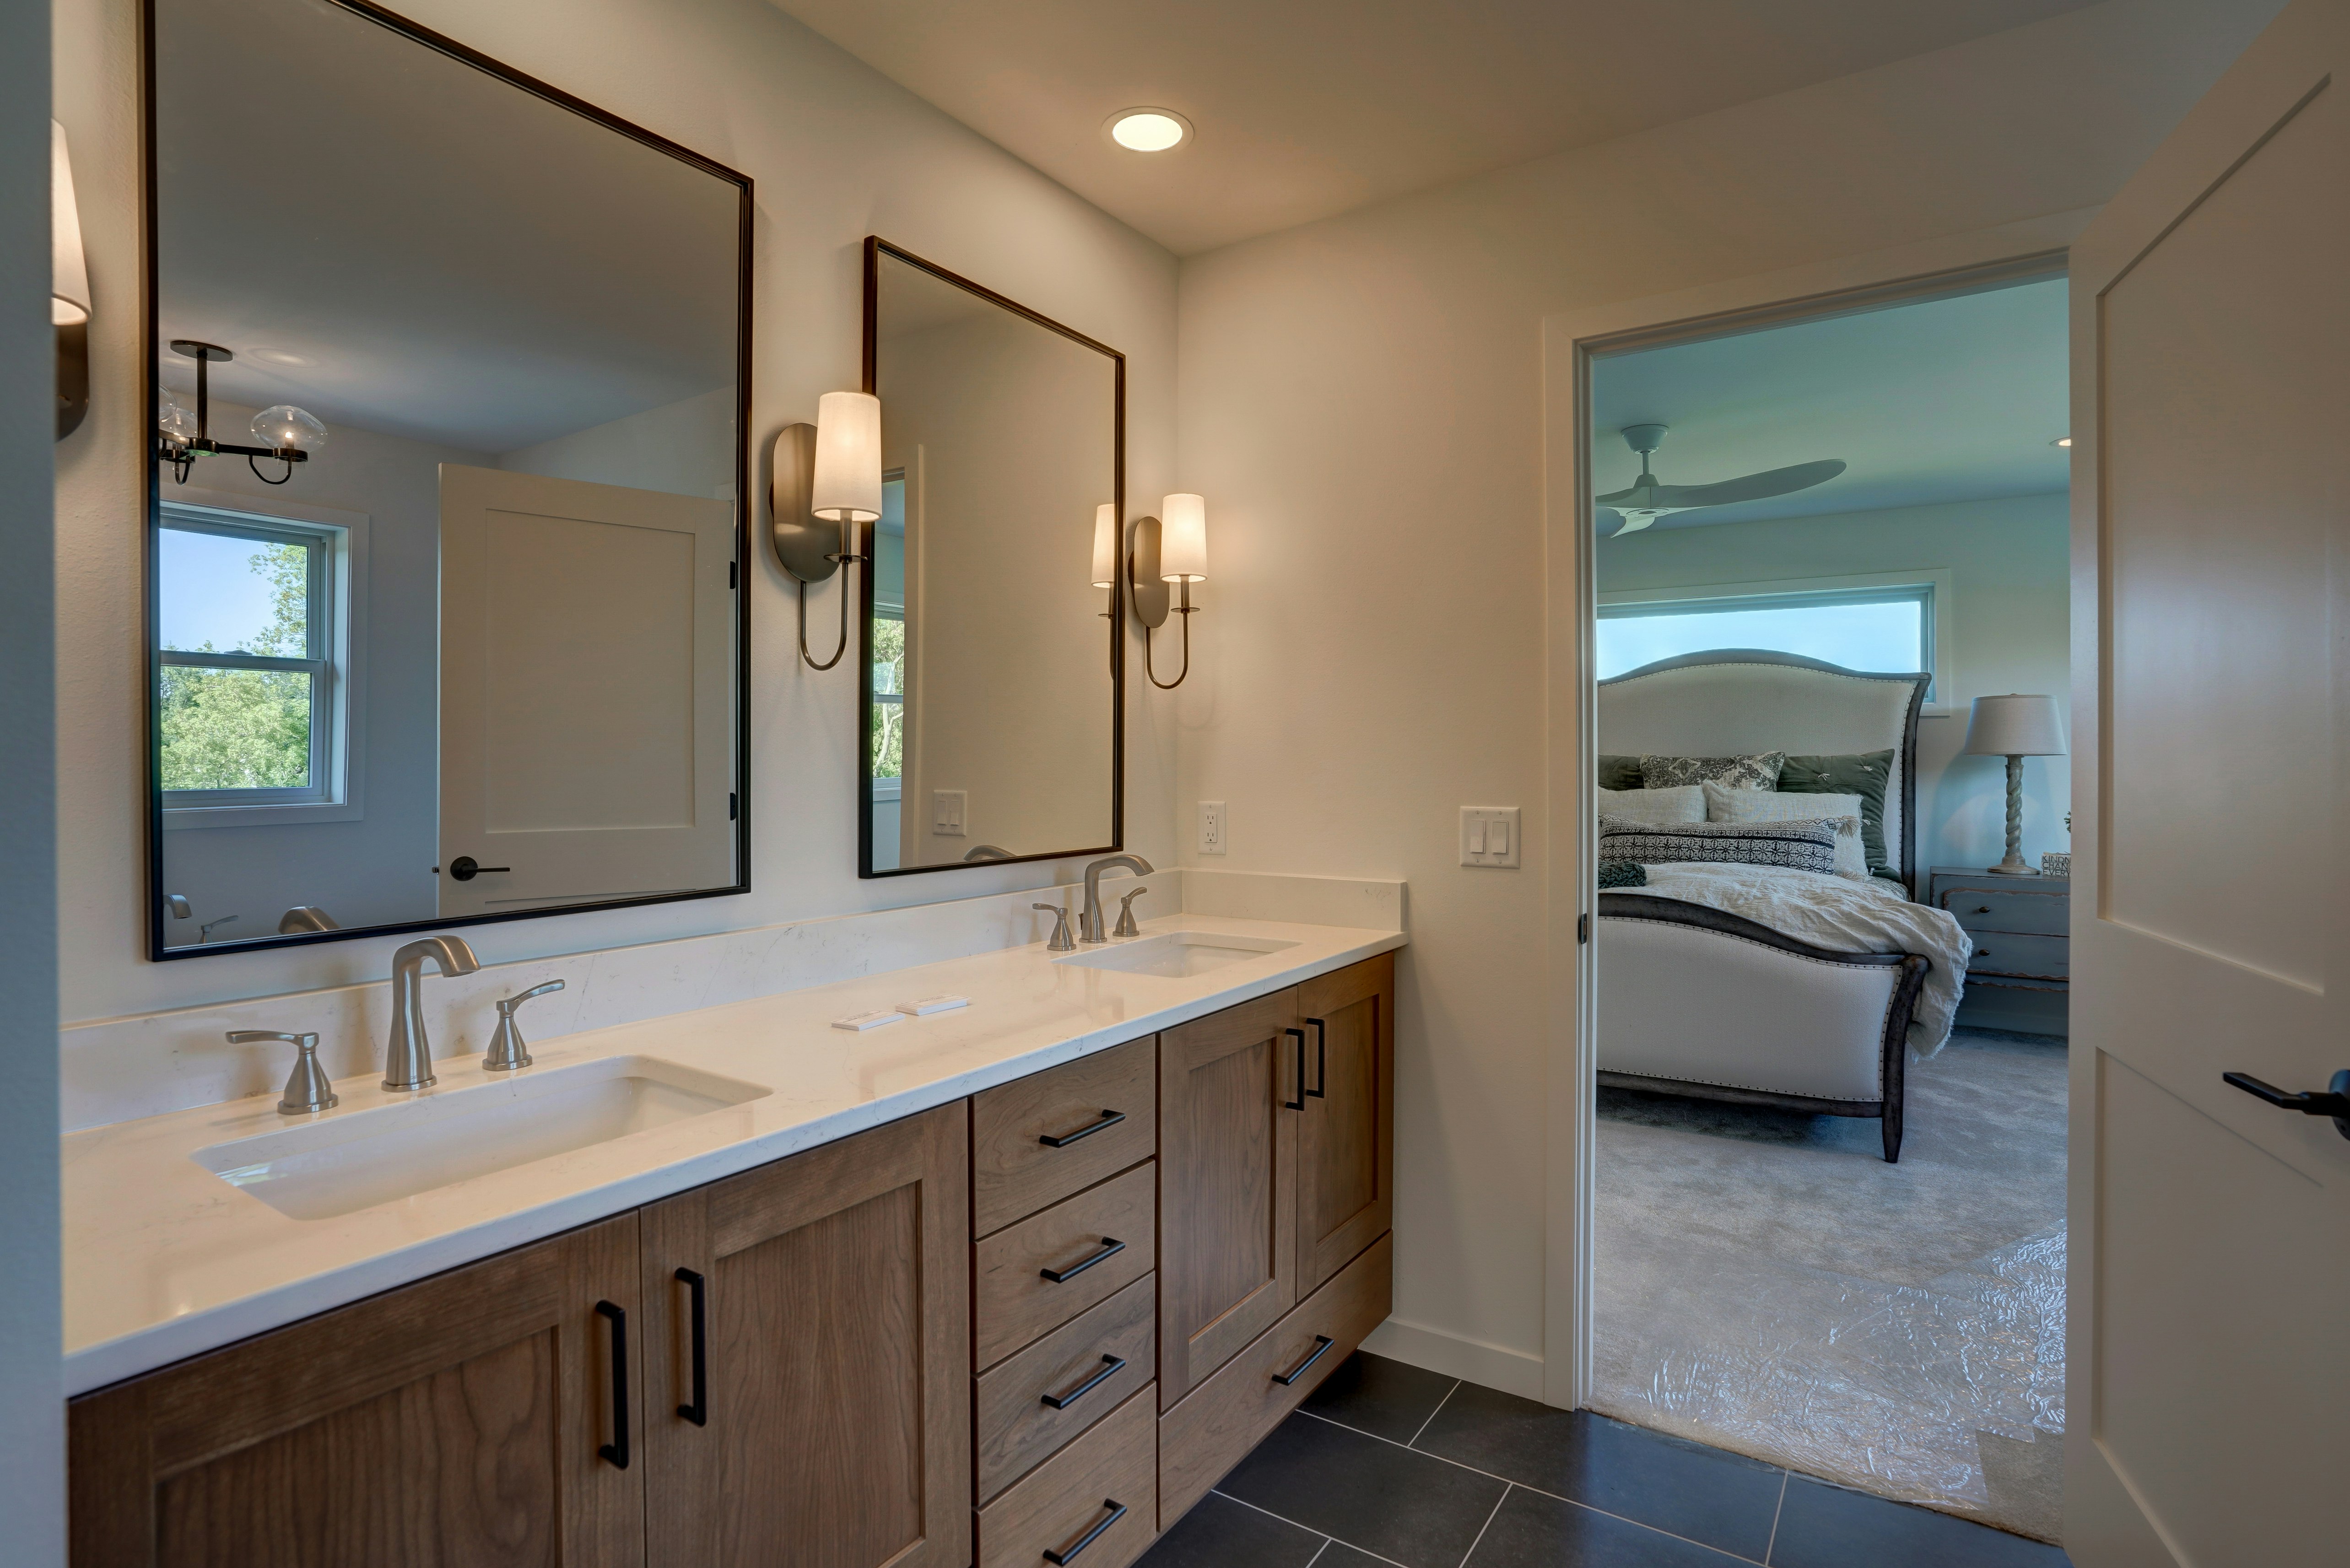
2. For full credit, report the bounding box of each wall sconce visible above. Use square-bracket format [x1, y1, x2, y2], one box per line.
[771, 390, 881, 670]
[1128, 492, 1205, 689]
[154, 341, 327, 485]
[54, 120, 91, 440]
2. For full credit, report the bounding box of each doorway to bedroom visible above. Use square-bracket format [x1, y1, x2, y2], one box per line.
[1583, 274, 2072, 1543]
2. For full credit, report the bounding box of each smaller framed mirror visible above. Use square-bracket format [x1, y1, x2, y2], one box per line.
[860, 239, 1124, 876]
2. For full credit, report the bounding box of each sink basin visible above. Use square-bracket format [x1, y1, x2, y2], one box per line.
[193, 1055, 770, 1220]
[1056, 929, 1299, 979]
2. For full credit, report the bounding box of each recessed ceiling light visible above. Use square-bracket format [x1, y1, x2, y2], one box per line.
[1107, 108, 1190, 152]
[2052, 436, 2072, 448]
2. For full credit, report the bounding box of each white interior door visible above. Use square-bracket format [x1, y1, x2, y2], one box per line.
[2067, 3, 2348, 1563]
[438, 464, 736, 917]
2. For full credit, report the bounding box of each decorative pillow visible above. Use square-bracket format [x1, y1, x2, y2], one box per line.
[1639, 752, 1785, 791]
[1597, 860, 1648, 889]
[1702, 782, 1868, 880]
[1594, 784, 1705, 825]
[1597, 754, 1644, 791]
[1779, 750, 1895, 875]
[1599, 815, 1841, 877]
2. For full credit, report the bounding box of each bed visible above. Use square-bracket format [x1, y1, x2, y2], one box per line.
[1594, 650, 1966, 1162]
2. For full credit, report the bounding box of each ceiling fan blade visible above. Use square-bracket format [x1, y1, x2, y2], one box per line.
[1647, 459, 1846, 509]
[1605, 509, 1658, 536]
[1594, 481, 1650, 507]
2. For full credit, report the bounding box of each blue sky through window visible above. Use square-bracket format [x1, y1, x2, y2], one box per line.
[159, 527, 287, 653]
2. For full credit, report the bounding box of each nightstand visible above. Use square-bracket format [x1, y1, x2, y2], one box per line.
[1928, 865, 2069, 994]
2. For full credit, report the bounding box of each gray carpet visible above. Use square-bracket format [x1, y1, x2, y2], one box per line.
[1590, 1027, 2068, 1543]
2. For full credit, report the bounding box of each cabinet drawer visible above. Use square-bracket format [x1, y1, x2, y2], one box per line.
[1967, 930, 2069, 982]
[977, 1162, 1156, 1367]
[1939, 887, 2069, 936]
[976, 1272, 1156, 1502]
[978, 1384, 1157, 1568]
[1159, 1232, 1393, 1526]
[973, 1037, 1157, 1236]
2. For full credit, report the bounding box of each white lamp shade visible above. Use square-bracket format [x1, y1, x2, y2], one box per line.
[1160, 492, 1207, 582]
[811, 391, 882, 522]
[1964, 694, 2067, 757]
[52, 121, 90, 327]
[1091, 503, 1117, 588]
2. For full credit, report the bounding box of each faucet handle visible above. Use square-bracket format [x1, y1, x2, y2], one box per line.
[486, 979, 563, 1072]
[1114, 887, 1149, 939]
[1034, 903, 1077, 953]
[229, 1030, 337, 1116]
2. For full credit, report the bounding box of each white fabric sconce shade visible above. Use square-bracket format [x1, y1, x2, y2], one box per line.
[1964, 694, 2067, 757]
[1091, 503, 1117, 588]
[52, 120, 90, 326]
[811, 391, 882, 523]
[1160, 492, 1207, 582]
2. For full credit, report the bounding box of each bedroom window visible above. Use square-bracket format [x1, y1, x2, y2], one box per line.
[1596, 575, 1945, 707]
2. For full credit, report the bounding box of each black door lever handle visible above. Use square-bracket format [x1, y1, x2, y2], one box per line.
[2223, 1070, 2350, 1140]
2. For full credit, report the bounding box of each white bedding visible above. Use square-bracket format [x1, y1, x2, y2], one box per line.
[1625, 863, 1972, 1053]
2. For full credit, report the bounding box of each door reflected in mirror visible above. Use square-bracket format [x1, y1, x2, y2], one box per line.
[861, 241, 1124, 875]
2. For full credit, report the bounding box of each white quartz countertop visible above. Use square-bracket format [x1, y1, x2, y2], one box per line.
[63, 914, 1404, 1395]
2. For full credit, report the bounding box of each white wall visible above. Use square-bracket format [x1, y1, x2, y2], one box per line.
[5, 0, 64, 1553]
[1596, 494, 2073, 877]
[53, 0, 1179, 1024]
[1172, 0, 2269, 1391]
[499, 385, 737, 500]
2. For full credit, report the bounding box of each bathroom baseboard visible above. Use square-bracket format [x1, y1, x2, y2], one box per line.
[1359, 1314, 1545, 1403]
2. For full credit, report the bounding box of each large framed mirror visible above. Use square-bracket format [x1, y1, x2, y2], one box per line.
[145, 0, 752, 958]
[860, 239, 1124, 876]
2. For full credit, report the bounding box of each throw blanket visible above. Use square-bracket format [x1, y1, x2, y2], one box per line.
[1629, 863, 1972, 1054]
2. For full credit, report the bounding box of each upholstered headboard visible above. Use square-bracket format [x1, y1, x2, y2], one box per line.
[1596, 650, 1930, 891]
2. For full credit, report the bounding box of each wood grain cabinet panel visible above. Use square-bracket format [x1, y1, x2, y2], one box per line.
[1296, 954, 1395, 1297]
[972, 1037, 1157, 1237]
[68, 1213, 644, 1568]
[977, 1386, 1157, 1568]
[639, 1103, 971, 1568]
[974, 1272, 1156, 1502]
[975, 1163, 1157, 1368]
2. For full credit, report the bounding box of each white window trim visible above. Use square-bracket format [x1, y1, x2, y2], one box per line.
[1598, 567, 1956, 716]
[159, 486, 372, 828]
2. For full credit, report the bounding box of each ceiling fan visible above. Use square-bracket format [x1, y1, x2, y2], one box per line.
[1597, 423, 1845, 535]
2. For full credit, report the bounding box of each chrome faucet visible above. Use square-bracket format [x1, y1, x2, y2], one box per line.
[1079, 855, 1155, 943]
[383, 935, 481, 1090]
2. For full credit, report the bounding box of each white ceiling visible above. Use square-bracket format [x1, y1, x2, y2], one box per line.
[767, 0, 2101, 255]
[1590, 276, 2069, 533]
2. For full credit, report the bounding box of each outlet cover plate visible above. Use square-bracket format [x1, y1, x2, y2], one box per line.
[1460, 806, 1521, 869]
[1197, 800, 1227, 855]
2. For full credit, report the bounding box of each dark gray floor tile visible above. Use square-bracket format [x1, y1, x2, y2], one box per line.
[1466, 1487, 1751, 1567]
[1302, 1351, 1461, 1443]
[1218, 1411, 1507, 1568]
[1416, 1384, 1783, 1560]
[1317, 1547, 1399, 1568]
[1137, 1491, 1327, 1568]
[1770, 1476, 2072, 1568]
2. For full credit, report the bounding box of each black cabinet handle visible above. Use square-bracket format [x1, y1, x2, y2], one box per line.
[1039, 1108, 1127, 1148]
[447, 856, 511, 881]
[1042, 1354, 1127, 1410]
[595, 1300, 631, 1469]
[1306, 1017, 1328, 1098]
[1284, 1027, 1307, 1110]
[1272, 1334, 1335, 1387]
[674, 1268, 708, 1427]
[1040, 1236, 1126, 1283]
[1043, 1499, 1129, 1565]
[2224, 1069, 2350, 1140]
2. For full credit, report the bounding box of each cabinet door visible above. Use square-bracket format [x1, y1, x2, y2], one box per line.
[639, 1103, 970, 1568]
[1158, 989, 1300, 1408]
[70, 1214, 644, 1568]
[1296, 954, 1396, 1296]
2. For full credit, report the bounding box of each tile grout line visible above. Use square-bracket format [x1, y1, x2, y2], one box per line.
[1406, 1378, 1464, 1449]
[1206, 1489, 1415, 1568]
[1764, 1470, 1790, 1565]
[1456, 1483, 1511, 1568]
[1304, 1540, 1332, 1568]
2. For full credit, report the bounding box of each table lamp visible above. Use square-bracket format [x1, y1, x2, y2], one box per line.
[1964, 694, 2067, 876]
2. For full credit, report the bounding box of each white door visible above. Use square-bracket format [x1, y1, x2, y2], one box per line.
[438, 464, 737, 917]
[2066, 3, 2348, 1563]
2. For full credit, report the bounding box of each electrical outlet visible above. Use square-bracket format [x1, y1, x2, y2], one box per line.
[1460, 806, 1521, 868]
[932, 789, 967, 837]
[1197, 800, 1227, 855]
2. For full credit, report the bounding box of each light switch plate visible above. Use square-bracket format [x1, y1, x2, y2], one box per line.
[932, 789, 967, 836]
[1197, 800, 1227, 855]
[1460, 806, 1521, 869]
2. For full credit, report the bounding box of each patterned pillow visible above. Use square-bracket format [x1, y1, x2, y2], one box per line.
[1594, 784, 1705, 825]
[1702, 782, 1868, 880]
[1598, 815, 1842, 877]
[1597, 860, 1648, 888]
[1780, 750, 1895, 874]
[1639, 752, 1785, 791]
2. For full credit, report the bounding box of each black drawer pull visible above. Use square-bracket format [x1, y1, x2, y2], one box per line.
[1306, 1017, 1328, 1098]
[1040, 1236, 1126, 1283]
[1044, 1499, 1129, 1564]
[1974, 905, 1992, 913]
[1039, 1108, 1126, 1147]
[595, 1300, 630, 1469]
[674, 1267, 708, 1427]
[1041, 1354, 1127, 1410]
[1283, 1027, 1307, 1110]
[1272, 1333, 1335, 1386]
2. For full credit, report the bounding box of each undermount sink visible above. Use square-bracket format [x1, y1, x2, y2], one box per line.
[1056, 928, 1300, 979]
[193, 1054, 770, 1221]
